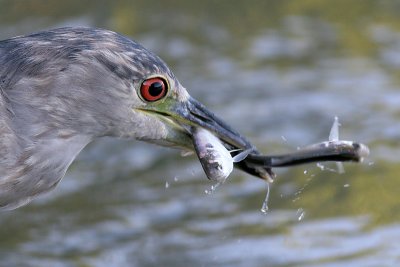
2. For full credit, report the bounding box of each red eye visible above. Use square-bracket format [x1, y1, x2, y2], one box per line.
[140, 77, 168, 102]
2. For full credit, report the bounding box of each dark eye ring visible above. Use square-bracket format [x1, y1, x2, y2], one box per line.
[140, 77, 168, 102]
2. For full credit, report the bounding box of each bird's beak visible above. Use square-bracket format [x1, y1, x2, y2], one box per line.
[138, 97, 274, 180]
[149, 97, 255, 151]
[174, 97, 255, 150]
[136, 96, 368, 181]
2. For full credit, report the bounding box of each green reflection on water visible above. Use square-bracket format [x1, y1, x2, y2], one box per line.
[1, 0, 400, 55]
[278, 162, 400, 226]
[0, 1, 399, 266]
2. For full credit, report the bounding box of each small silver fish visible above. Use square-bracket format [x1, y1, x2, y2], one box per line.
[192, 127, 252, 182]
[244, 116, 369, 168]
[305, 116, 370, 162]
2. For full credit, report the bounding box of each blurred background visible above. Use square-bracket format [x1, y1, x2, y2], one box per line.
[0, 0, 399, 266]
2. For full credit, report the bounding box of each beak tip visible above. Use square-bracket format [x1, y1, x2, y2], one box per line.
[259, 168, 275, 183]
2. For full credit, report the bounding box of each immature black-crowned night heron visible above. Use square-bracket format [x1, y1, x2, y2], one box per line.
[0, 27, 368, 210]
[0, 27, 276, 210]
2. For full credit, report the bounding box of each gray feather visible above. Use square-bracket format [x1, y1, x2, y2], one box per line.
[0, 27, 180, 209]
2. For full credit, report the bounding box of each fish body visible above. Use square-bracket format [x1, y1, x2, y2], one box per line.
[304, 140, 370, 160]
[244, 117, 369, 169]
[192, 127, 251, 182]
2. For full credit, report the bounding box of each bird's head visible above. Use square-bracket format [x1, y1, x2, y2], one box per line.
[4, 27, 271, 180]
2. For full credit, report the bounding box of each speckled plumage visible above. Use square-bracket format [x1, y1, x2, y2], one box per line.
[0, 27, 274, 210]
[0, 27, 190, 209]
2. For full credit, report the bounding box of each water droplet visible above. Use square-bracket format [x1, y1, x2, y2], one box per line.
[260, 205, 268, 214]
[165, 181, 169, 188]
[281, 135, 287, 142]
[316, 163, 325, 170]
[292, 197, 300, 203]
[316, 162, 338, 173]
[297, 208, 305, 221]
[174, 176, 179, 182]
[303, 170, 308, 175]
[205, 183, 221, 195]
[368, 161, 375, 166]
[260, 182, 270, 214]
[343, 183, 350, 188]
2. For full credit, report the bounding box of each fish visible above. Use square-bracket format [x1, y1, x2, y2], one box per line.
[192, 117, 370, 182]
[302, 116, 369, 164]
[243, 117, 369, 168]
[192, 127, 252, 182]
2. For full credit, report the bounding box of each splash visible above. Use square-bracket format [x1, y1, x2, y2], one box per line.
[316, 162, 340, 173]
[297, 208, 305, 221]
[260, 182, 270, 214]
[205, 182, 221, 195]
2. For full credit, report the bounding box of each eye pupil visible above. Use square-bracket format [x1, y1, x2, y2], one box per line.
[149, 82, 163, 97]
[140, 77, 168, 102]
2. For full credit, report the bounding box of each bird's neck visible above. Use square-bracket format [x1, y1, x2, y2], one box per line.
[0, 134, 91, 210]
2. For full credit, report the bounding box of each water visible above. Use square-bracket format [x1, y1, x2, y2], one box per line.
[1, 1, 400, 266]
[297, 208, 305, 221]
[204, 182, 221, 195]
[260, 183, 270, 214]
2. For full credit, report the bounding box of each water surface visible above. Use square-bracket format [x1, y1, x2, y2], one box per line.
[1, 1, 400, 266]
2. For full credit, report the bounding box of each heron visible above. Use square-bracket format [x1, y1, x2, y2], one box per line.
[0, 27, 368, 210]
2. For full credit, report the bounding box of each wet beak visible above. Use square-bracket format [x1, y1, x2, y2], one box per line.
[137, 96, 274, 180]
[175, 98, 254, 150]
[169, 97, 275, 180]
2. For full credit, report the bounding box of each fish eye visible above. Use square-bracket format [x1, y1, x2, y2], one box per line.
[139, 77, 168, 102]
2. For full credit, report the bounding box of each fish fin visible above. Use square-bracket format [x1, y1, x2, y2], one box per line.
[336, 162, 345, 174]
[329, 116, 341, 141]
[232, 149, 252, 163]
